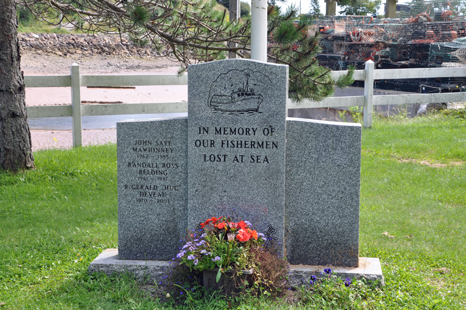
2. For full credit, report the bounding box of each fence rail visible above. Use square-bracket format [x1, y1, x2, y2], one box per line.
[26, 62, 466, 147]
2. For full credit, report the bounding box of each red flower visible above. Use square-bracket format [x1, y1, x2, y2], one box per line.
[229, 222, 238, 229]
[217, 222, 227, 229]
[237, 221, 247, 230]
[202, 216, 220, 228]
[236, 229, 251, 242]
[251, 230, 258, 240]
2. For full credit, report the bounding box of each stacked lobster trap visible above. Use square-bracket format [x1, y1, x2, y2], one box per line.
[315, 14, 466, 92]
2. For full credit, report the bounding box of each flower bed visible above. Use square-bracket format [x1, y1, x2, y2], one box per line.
[176, 216, 265, 284]
[159, 217, 359, 302]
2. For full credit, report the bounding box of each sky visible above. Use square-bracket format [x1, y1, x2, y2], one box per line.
[276, 0, 327, 15]
[239, 0, 327, 16]
[270, 0, 410, 17]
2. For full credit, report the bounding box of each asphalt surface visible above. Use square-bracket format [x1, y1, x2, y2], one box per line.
[27, 87, 421, 130]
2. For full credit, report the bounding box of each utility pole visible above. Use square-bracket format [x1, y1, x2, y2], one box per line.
[251, 0, 268, 62]
[228, 0, 240, 59]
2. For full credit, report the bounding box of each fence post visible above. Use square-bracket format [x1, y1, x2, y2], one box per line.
[363, 60, 374, 128]
[71, 63, 82, 147]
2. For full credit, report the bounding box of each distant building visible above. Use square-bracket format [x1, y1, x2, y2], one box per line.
[384, 3, 411, 18]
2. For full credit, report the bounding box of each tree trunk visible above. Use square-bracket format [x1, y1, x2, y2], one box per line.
[0, 0, 34, 172]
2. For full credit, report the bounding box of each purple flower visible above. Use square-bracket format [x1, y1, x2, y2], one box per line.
[212, 256, 221, 262]
[182, 242, 192, 250]
[200, 250, 207, 254]
[176, 251, 186, 258]
[187, 255, 195, 260]
[257, 233, 265, 240]
[311, 275, 317, 281]
[344, 277, 352, 287]
[194, 259, 199, 265]
[309, 280, 314, 285]
[200, 233, 206, 238]
[324, 268, 332, 274]
[244, 220, 252, 227]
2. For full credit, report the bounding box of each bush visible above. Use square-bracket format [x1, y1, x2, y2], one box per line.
[17, 5, 34, 26]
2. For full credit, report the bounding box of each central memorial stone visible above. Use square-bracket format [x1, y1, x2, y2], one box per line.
[187, 60, 288, 252]
[90, 58, 383, 284]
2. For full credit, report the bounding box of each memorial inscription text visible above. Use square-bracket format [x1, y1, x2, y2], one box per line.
[123, 138, 182, 204]
[194, 126, 279, 164]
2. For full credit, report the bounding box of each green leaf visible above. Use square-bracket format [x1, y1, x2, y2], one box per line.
[130, 6, 150, 26]
[216, 268, 222, 283]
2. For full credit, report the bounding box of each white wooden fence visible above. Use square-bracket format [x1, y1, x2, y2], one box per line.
[25, 61, 466, 148]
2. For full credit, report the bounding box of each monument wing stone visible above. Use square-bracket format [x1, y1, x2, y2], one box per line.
[187, 59, 288, 251]
[118, 117, 187, 260]
[285, 118, 361, 267]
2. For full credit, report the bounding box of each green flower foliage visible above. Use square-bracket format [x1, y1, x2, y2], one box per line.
[176, 217, 264, 275]
[162, 217, 289, 300]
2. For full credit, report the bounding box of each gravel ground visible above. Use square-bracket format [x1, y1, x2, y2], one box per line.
[22, 52, 184, 151]
[22, 52, 179, 75]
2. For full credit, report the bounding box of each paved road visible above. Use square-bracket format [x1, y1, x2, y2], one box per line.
[28, 113, 187, 130]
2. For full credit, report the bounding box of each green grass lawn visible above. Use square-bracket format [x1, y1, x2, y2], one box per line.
[0, 113, 465, 309]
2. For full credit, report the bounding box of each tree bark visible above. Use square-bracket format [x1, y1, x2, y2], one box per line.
[0, 0, 34, 172]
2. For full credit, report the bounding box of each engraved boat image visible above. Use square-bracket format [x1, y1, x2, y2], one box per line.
[209, 73, 263, 112]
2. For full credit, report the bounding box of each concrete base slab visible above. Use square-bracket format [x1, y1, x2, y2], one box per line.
[88, 249, 384, 286]
[288, 257, 384, 287]
[88, 249, 171, 283]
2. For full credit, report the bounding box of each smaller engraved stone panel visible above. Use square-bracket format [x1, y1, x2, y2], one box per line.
[285, 118, 361, 267]
[117, 117, 187, 260]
